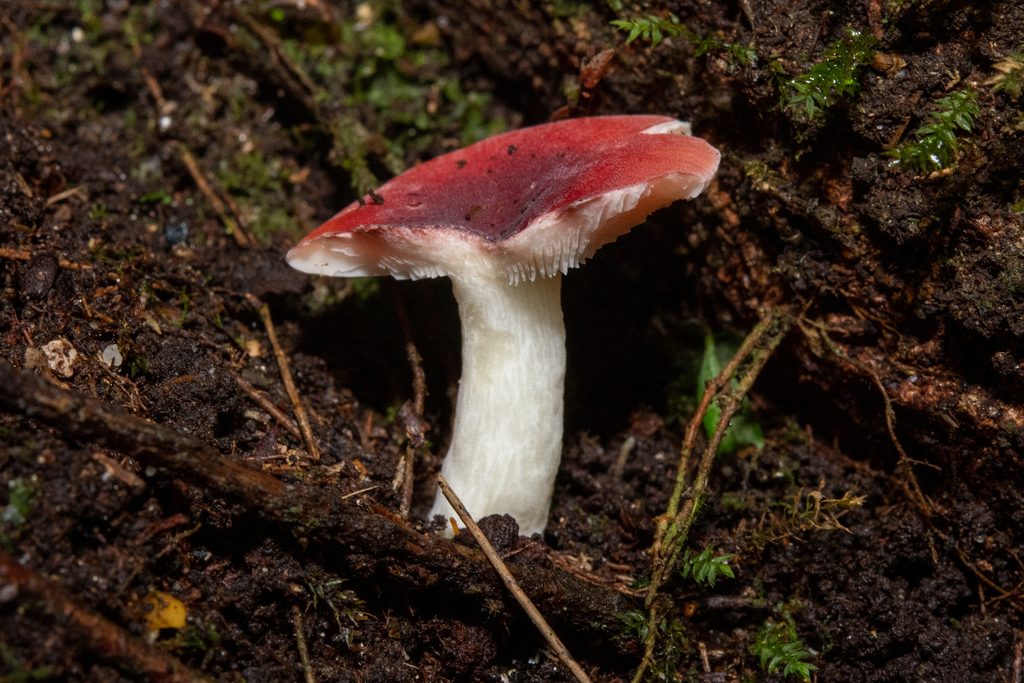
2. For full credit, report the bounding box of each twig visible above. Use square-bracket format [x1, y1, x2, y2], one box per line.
[633, 309, 790, 683]
[612, 435, 636, 479]
[399, 342, 428, 518]
[407, 342, 427, 417]
[399, 444, 415, 520]
[92, 451, 146, 489]
[235, 10, 319, 97]
[0, 247, 90, 270]
[341, 485, 379, 500]
[0, 247, 31, 260]
[45, 184, 89, 206]
[437, 475, 594, 683]
[176, 143, 252, 247]
[235, 374, 303, 440]
[293, 606, 316, 683]
[0, 554, 212, 683]
[256, 302, 321, 462]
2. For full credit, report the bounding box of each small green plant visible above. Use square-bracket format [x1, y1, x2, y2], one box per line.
[88, 203, 109, 221]
[618, 611, 690, 681]
[692, 31, 757, 69]
[680, 548, 736, 587]
[887, 88, 980, 172]
[138, 189, 173, 205]
[610, 14, 756, 69]
[307, 579, 371, 649]
[610, 13, 684, 48]
[697, 333, 765, 454]
[3, 479, 37, 527]
[782, 28, 877, 120]
[984, 50, 1023, 100]
[752, 621, 817, 681]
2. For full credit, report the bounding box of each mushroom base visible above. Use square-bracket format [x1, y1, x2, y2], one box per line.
[428, 271, 565, 537]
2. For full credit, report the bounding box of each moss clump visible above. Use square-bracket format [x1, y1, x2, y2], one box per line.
[610, 13, 757, 70]
[752, 620, 817, 682]
[781, 28, 877, 121]
[886, 88, 980, 172]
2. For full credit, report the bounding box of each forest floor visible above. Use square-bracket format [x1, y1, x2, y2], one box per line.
[1, 0, 1023, 682]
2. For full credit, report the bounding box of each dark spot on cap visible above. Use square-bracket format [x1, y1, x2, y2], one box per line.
[368, 189, 385, 205]
[508, 145, 517, 155]
[465, 205, 483, 221]
[487, 169, 493, 174]
[457, 159, 468, 169]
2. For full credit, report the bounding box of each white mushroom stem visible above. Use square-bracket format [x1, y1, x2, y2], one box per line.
[428, 270, 565, 536]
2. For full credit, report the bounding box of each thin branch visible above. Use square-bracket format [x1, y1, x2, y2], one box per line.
[437, 475, 594, 683]
[407, 342, 427, 418]
[235, 373, 303, 440]
[256, 302, 321, 462]
[176, 143, 253, 247]
[293, 606, 316, 683]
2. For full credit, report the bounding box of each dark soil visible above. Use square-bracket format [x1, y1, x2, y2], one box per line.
[1, 1, 1022, 682]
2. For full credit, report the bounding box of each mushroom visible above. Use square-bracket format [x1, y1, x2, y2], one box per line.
[287, 115, 720, 535]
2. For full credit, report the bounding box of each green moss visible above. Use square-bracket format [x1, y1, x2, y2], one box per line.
[2, 479, 37, 527]
[782, 28, 877, 121]
[610, 13, 757, 69]
[680, 548, 736, 587]
[752, 619, 817, 682]
[886, 88, 980, 172]
[269, 6, 504, 194]
[610, 13, 684, 48]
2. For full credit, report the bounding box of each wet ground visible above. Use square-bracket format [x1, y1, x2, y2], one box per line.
[1, 0, 1022, 681]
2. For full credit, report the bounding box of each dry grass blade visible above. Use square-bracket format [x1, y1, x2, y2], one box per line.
[437, 475, 594, 683]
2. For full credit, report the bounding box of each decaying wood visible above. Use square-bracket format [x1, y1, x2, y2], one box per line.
[0, 359, 637, 638]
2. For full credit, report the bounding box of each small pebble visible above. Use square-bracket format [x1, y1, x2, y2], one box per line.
[101, 344, 123, 368]
[18, 253, 58, 299]
[165, 221, 188, 245]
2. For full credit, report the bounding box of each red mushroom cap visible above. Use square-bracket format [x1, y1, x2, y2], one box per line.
[287, 115, 720, 283]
